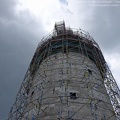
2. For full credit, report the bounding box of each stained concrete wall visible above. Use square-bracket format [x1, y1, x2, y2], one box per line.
[23, 52, 116, 120]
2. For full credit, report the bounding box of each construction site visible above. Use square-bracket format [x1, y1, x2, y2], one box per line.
[8, 21, 120, 120]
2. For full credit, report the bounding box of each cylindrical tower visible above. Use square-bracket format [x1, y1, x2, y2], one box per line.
[8, 21, 120, 120]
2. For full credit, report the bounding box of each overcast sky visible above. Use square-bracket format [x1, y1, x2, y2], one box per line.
[0, 0, 120, 119]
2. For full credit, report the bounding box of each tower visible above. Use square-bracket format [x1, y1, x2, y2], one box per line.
[8, 21, 120, 120]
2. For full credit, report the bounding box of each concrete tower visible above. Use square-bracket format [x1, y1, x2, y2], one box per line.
[8, 22, 120, 120]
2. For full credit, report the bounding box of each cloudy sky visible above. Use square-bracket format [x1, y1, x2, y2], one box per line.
[0, 0, 120, 119]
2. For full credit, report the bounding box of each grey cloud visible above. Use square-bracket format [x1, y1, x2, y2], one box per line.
[0, 22, 36, 120]
[83, 7, 120, 53]
[0, 1, 45, 120]
[0, 0, 17, 19]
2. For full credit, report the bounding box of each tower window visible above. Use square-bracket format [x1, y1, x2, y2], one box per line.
[70, 92, 76, 99]
[88, 69, 92, 75]
[26, 88, 29, 95]
[31, 91, 34, 96]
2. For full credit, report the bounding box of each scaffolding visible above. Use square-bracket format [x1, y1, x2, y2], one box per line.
[8, 22, 120, 120]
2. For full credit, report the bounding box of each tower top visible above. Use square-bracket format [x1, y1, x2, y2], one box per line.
[55, 21, 66, 35]
[30, 21, 106, 77]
